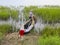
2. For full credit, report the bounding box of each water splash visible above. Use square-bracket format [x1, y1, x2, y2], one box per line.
[34, 19, 45, 33]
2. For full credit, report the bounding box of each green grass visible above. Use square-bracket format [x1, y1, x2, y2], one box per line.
[0, 24, 12, 34]
[0, 32, 3, 40]
[0, 24, 13, 43]
[37, 26, 60, 45]
[41, 26, 60, 37]
[0, 32, 3, 45]
[38, 26, 60, 45]
[38, 36, 60, 45]
[0, 6, 19, 20]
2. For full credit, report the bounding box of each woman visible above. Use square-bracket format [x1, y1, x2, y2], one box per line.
[29, 10, 37, 23]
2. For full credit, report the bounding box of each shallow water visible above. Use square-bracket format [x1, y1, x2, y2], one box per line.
[34, 19, 45, 33]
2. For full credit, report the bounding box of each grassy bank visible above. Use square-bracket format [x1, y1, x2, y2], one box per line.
[38, 26, 60, 45]
[38, 36, 60, 45]
[0, 24, 13, 44]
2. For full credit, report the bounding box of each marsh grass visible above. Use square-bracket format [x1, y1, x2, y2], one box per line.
[38, 36, 60, 45]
